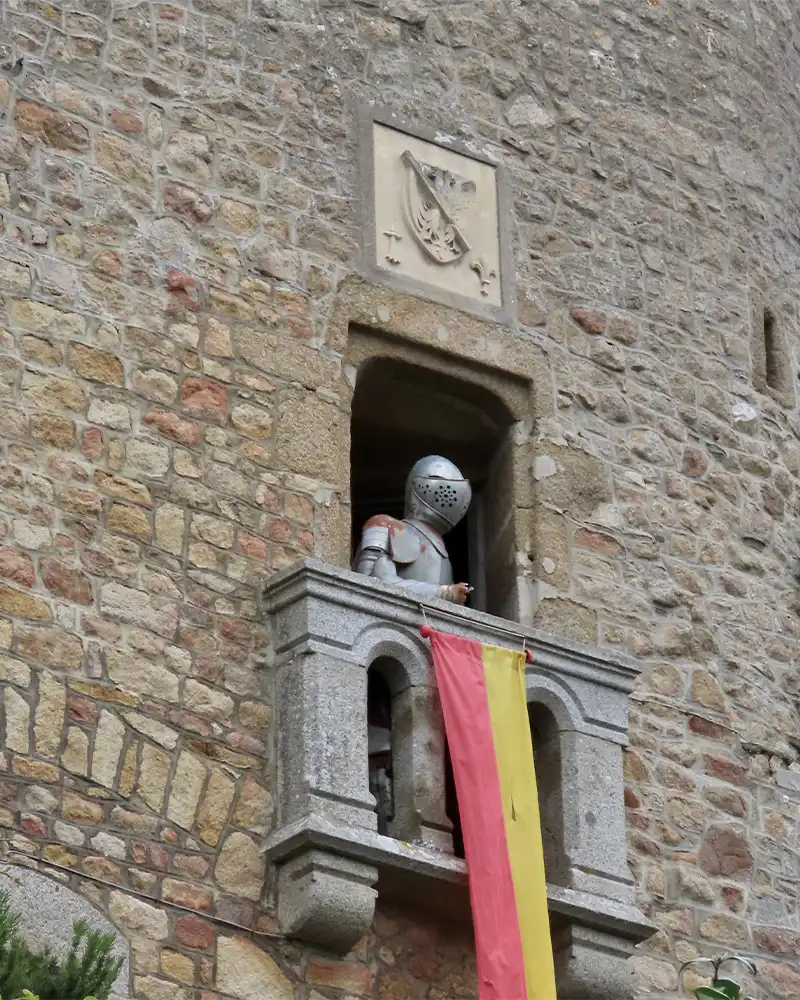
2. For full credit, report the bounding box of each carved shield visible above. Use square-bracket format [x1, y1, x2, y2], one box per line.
[401, 150, 476, 265]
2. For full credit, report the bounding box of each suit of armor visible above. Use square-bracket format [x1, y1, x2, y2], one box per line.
[354, 456, 471, 604]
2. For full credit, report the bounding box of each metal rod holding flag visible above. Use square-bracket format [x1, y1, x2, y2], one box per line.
[419, 620, 535, 662]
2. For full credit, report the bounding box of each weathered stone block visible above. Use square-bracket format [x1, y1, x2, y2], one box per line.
[216, 936, 293, 1000]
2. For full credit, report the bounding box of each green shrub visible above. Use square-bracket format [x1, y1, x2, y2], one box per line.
[0, 890, 123, 1000]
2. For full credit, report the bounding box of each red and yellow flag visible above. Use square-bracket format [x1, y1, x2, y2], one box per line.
[425, 628, 556, 1000]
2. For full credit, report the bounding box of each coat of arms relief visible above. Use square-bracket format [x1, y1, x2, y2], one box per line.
[371, 122, 502, 308]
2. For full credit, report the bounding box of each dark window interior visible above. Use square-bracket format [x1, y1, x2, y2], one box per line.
[764, 307, 781, 391]
[350, 356, 512, 612]
[528, 701, 562, 878]
[444, 743, 464, 859]
[367, 667, 393, 835]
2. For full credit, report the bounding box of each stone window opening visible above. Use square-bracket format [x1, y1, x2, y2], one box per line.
[763, 307, 788, 393]
[367, 664, 394, 835]
[444, 743, 464, 858]
[364, 652, 452, 848]
[350, 354, 516, 617]
[528, 701, 564, 883]
[753, 302, 793, 402]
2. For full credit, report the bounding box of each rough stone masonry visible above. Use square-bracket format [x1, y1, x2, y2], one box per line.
[0, 0, 800, 997]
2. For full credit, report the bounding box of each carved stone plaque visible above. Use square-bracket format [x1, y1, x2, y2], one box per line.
[363, 113, 510, 319]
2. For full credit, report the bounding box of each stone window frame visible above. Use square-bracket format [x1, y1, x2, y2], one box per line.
[322, 276, 553, 626]
[356, 104, 517, 326]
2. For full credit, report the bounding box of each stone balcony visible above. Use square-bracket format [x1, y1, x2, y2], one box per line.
[262, 559, 654, 999]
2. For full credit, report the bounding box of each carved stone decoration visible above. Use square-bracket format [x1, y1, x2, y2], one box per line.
[401, 151, 473, 264]
[470, 256, 497, 296]
[382, 228, 402, 265]
[262, 558, 654, 991]
[363, 111, 510, 319]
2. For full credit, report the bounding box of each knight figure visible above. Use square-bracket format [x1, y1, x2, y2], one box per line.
[353, 455, 471, 604]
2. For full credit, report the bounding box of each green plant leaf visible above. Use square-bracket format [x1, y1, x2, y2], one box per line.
[694, 982, 748, 1000]
[712, 979, 742, 998]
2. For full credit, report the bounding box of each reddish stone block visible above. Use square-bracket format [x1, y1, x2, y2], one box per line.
[163, 878, 212, 912]
[41, 557, 92, 604]
[624, 787, 640, 809]
[267, 520, 292, 543]
[253, 913, 279, 935]
[0, 546, 35, 587]
[94, 250, 123, 277]
[754, 926, 800, 955]
[227, 732, 265, 755]
[219, 618, 254, 645]
[571, 306, 607, 334]
[110, 108, 143, 134]
[21, 814, 46, 837]
[15, 100, 90, 152]
[179, 377, 227, 424]
[149, 843, 169, 869]
[144, 409, 202, 445]
[169, 710, 213, 736]
[298, 530, 314, 552]
[688, 716, 728, 740]
[307, 958, 373, 994]
[67, 694, 99, 724]
[288, 316, 312, 339]
[722, 885, 745, 912]
[175, 915, 215, 950]
[164, 181, 213, 225]
[174, 853, 211, 879]
[236, 532, 267, 559]
[132, 842, 148, 864]
[698, 826, 753, 878]
[704, 754, 748, 787]
[166, 268, 201, 312]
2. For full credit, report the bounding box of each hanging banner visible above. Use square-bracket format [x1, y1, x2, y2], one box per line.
[424, 627, 556, 1000]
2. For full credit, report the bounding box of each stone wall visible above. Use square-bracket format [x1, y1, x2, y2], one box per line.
[1, 0, 800, 997]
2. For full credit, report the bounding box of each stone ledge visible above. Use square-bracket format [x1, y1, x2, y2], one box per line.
[264, 814, 654, 944]
[263, 557, 639, 743]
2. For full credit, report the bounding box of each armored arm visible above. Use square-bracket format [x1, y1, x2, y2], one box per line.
[354, 519, 466, 603]
[355, 522, 440, 598]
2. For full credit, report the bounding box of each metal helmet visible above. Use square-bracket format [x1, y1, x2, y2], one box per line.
[404, 455, 471, 533]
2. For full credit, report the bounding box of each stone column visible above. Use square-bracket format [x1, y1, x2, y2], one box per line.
[389, 679, 452, 852]
[273, 649, 378, 951]
[558, 731, 634, 903]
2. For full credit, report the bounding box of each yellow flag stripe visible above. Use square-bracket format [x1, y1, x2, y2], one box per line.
[482, 644, 558, 1000]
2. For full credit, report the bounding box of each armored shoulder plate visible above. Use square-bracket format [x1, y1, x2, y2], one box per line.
[361, 515, 422, 565]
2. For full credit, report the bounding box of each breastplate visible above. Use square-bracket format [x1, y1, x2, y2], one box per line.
[395, 520, 452, 586]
